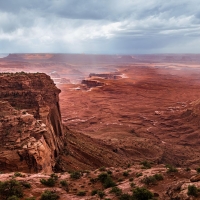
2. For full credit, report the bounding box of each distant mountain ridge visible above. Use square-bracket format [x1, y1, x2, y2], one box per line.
[2, 53, 200, 64]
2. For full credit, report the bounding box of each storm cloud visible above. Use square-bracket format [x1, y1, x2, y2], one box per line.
[0, 0, 200, 54]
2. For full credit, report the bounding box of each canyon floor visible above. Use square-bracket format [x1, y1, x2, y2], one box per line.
[59, 62, 200, 168]
[1, 54, 200, 199]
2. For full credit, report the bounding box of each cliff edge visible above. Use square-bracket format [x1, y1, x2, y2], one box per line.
[0, 72, 65, 173]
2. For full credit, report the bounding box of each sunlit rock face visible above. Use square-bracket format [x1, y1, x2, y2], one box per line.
[0, 72, 65, 173]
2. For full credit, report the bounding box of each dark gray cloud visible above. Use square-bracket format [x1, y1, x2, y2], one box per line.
[0, 0, 200, 53]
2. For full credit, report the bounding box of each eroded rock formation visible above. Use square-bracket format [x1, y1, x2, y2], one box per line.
[81, 79, 105, 88]
[0, 72, 65, 173]
[89, 73, 122, 79]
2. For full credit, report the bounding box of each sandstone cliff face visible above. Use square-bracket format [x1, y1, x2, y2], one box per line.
[0, 73, 64, 173]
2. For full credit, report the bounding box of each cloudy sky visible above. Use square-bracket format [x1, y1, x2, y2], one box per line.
[0, 0, 200, 54]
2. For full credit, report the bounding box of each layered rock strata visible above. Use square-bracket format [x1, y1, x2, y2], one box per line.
[0, 72, 65, 173]
[81, 79, 105, 88]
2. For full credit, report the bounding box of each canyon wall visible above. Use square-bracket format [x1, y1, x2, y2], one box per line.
[81, 80, 105, 88]
[0, 72, 65, 173]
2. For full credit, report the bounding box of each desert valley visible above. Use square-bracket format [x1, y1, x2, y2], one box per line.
[1, 54, 200, 199]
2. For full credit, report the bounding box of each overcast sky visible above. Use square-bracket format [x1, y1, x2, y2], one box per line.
[0, 0, 200, 54]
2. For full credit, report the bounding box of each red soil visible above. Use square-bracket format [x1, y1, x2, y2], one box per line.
[59, 63, 200, 167]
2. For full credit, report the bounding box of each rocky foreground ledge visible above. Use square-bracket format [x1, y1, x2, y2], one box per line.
[0, 164, 200, 200]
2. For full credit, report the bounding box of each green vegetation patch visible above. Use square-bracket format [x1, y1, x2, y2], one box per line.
[0, 179, 23, 200]
[188, 185, 198, 197]
[40, 190, 59, 200]
[98, 172, 116, 188]
[140, 161, 152, 169]
[70, 171, 82, 179]
[132, 187, 153, 200]
[141, 173, 163, 185]
[110, 186, 122, 196]
[166, 164, 178, 173]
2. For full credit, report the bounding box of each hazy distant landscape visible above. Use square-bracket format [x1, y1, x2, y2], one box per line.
[1, 53, 200, 199]
[2, 53, 200, 166]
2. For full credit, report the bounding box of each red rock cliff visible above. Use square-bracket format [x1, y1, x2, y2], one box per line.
[0, 72, 65, 173]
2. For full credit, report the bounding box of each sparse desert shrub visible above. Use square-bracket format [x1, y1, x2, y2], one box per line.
[127, 163, 131, 168]
[99, 166, 106, 171]
[166, 164, 178, 173]
[196, 167, 200, 173]
[40, 178, 56, 187]
[14, 172, 23, 177]
[185, 167, 191, 172]
[110, 186, 122, 196]
[130, 182, 135, 188]
[0, 179, 23, 200]
[50, 173, 58, 180]
[153, 173, 164, 181]
[119, 193, 132, 200]
[91, 188, 105, 198]
[61, 180, 69, 192]
[123, 171, 129, 177]
[21, 181, 31, 188]
[97, 190, 105, 199]
[187, 185, 198, 197]
[132, 187, 153, 200]
[140, 161, 151, 169]
[129, 177, 134, 182]
[98, 172, 116, 188]
[90, 178, 98, 184]
[141, 176, 157, 185]
[40, 190, 59, 200]
[107, 170, 112, 175]
[142, 174, 163, 185]
[77, 190, 86, 196]
[7, 196, 19, 200]
[136, 172, 143, 177]
[40, 173, 58, 187]
[91, 189, 98, 196]
[103, 176, 116, 188]
[70, 171, 82, 179]
[60, 180, 68, 187]
[98, 173, 109, 182]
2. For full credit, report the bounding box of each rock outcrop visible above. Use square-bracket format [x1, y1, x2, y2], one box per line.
[89, 73, 122, 79]
[0, 72, 65, 173]
[81, 79, 105, 88]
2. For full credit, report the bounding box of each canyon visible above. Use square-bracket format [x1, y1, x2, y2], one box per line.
[1, 54, 200, 199]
